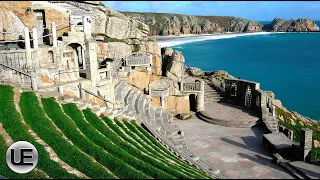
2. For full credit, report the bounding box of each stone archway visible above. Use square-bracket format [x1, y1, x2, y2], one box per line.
[62, 43, 86, 80]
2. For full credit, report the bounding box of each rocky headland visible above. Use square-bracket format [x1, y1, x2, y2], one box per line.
[263, 18, 320, 32]
[121, 12, 320, 36]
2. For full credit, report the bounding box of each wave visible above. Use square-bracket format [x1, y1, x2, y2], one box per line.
[157, 32, 282, 48]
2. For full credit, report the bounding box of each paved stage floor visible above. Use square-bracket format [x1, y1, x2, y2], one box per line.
[173, 118, 295, 179]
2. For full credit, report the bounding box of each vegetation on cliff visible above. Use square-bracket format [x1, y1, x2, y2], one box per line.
[122, 12, 263, 36]
[263, 18, 320, 32]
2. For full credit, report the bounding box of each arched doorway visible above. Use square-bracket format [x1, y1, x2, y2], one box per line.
[64, 43, 86, 79]
[189, 94, 197, 112]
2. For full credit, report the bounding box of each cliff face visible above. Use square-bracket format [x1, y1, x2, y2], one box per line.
[74, 1, 149, 39]
[122, 12, 263, 36]
[264, 18, 320, 32]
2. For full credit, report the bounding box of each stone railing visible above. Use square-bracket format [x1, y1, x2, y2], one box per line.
[0, 49, 37, 90]
[183, 82, 201, 91]
[125, 55, 152, 67]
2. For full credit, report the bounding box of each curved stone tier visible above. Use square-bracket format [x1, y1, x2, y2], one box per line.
[199, 102, 260, 128]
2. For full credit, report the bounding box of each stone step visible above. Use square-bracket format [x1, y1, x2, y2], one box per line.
[280, 162, 306, 179]
[40, 91, 64, 99]
[289, 161, 320, 179]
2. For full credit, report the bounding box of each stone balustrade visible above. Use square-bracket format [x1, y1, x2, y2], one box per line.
[125, 55, 152, 67]
[183, 82, 201, 91]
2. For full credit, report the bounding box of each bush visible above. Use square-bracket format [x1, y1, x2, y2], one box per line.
[133, 44, 140, 53]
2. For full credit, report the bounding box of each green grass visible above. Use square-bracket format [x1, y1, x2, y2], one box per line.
[61, 102, 178, 179]
[277, 107, 320, 160]
[41, 98, 149, 179]
[19, 92, 116, 179]
[79, 106, 195, 179]
[125, 120, 211, 178]
[0, 85, 78, 179]
[98, 115, 207, 178]
[112, 118, 209, 178]
[0, 133, 46, 179]
[133, 44, 140, 53]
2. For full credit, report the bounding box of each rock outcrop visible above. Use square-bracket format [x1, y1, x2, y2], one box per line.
[122, 12, 263, 36]
[264, 18, 320, 32]
[205, 70, 235, 92]
[0, 7, 25, 41]
[72, 1, 149, 39]
[161, 47, 186, 82]
[187, 67, 204, 76]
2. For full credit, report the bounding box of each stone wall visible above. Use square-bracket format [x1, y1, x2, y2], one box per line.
[167, 95, 190, 115]
[127, 70, 159, 92]
[1, 1, 69, 39]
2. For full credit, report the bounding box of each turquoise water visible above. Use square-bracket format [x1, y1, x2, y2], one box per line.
[171, 33, 320, 120]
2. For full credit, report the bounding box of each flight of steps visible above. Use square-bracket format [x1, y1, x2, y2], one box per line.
[262, 107, 279, 132]
[278, 160, 320, 179]
[204, 84, 224, 103]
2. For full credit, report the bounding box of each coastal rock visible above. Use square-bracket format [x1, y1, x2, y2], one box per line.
[97, 41, 132, 69]
[207, 70, 235, 92]
[138, 40, 162, 75]
[123, 12, 262, 36]
[0, 7, 25, 41]
[187, 67, 204, 76]
[266, 91, 275, 100]
[165, 50, 187, 82]
[73, 1, 149, 39]
[266, 18, 319, 32]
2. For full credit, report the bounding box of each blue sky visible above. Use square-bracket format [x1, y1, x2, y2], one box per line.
[102, 1, 320, 21]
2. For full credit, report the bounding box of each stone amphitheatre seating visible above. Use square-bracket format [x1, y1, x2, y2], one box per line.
[0, 81, 213, 179]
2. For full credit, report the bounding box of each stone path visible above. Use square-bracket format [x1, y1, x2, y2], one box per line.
[172, 118, 295, 179]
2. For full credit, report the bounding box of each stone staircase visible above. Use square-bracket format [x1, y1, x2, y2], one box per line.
[204, 84, 224, 103]
[279, 161, 320, 179]
[262, 107, 279, 132]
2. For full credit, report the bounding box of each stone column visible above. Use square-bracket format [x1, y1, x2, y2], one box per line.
[300, 128, 313, 162]
[85, 42, 98, 87]
[51, 22, 57, 47]
[70, 15, 75, 32]
[77, 46, 83, 65]
[32, 27, 38, 49]
[24, 27, 32, 68]
[81, 47, 86, 69]
[197, 80, 205, 111]
[82, 16, 87, 36]
[79, 82, 85, 100]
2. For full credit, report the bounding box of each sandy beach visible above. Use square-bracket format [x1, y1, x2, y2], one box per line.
[153, 31, 276, 48]
[148, 32, 241, 41]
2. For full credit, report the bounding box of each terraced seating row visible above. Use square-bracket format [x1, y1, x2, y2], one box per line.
[113, 81, 219, 177]
[0, 84, 79, 179]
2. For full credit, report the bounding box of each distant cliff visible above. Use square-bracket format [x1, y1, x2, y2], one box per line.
[121, 12, 263, 36]
[263, 18, 320, 32]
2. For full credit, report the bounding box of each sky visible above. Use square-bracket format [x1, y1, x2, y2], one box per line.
[102, 1, 320, 21]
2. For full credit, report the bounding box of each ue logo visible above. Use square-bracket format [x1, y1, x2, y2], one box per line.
[6, 141, 38, 174]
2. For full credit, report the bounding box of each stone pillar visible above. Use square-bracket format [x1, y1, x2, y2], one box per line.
[300, 128, 313, 162]
[197, 80, 205, 111]
[82, 16, 87, 36]
[272, 105, 276, 117]
[24, 27, 31, 51]
[77, 46, 82, 64]
[79, 82, 85, 100]
[70, 15, 75, 32]
[58, 86, 64, 95]
[85, 42, 98, 87]
[161, 95, 165, 108]
[81, 47, 86, 69]
[24, 27, 32, 69]
[51, 22, 57, 47]
[32, 27, 38, 49]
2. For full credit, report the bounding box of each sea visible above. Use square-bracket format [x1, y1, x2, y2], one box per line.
[158, 21, 320, 120]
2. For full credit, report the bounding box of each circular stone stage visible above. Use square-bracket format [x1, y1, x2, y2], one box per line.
[198, 102, 261, 128]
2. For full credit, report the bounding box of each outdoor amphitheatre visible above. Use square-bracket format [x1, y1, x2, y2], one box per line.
[0, 1, 319, 179]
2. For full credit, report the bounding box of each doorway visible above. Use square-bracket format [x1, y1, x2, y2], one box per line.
[189, 94, 197, 112]
[34, 10, 47, 45]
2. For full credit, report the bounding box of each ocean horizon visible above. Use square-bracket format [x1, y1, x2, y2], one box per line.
[159, 30, 320, 121]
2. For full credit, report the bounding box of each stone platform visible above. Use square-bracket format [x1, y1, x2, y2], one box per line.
[263, 132, 293, 153]
[173, 119, 295, 179]
[289, 161, 320, 179]
[198, 102, 260, 128]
